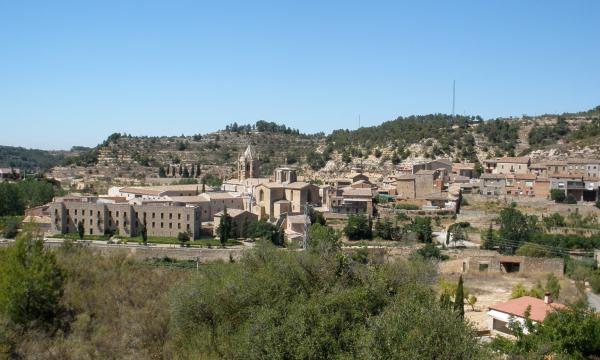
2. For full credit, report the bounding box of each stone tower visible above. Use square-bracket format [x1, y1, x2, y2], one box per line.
[238, 145, 260, 180]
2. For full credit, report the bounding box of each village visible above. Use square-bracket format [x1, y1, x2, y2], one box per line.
[3, 144, 598, 339]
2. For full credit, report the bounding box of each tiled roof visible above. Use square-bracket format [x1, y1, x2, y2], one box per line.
[497, 157, 530, 164]
[489, 296, 566, 322]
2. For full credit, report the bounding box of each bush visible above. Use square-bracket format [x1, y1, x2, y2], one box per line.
[344, 215, 372, 240]
[1, 217, 20, 239]
[550, 189, 566, 203]
[169, 244, 484, 359]
[395, 203, 419, 210]
[0, 232, 64, 328]
[414, 244, 449, 261]
[565, 194, 577, 204]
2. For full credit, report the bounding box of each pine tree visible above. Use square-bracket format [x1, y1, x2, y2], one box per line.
[454, 275, 465, 319]
[77, 221, 84, 240]
[182, 166, 190, 178]
[190, 166, 195, 178]
[196, 164, 201, 177]
[158, 166, 166, 178]
[178, 165, 183, 176]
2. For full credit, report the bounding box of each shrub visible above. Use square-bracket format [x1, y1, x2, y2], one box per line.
[550, 189, 566, 203]
[565, 194, 577, 204]
[344, 215, 373, 240]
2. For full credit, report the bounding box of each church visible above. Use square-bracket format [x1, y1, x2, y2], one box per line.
[222, 145, 320, 222]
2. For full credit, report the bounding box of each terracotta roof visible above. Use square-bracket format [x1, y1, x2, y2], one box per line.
[489, 296, 566, 322]
[214, 208, 248, 218]
[342, 188, 373, 197]
[497, 157, 530, 164]
[453, 163, 475, 170]
[567, 158, 600, 164]
[480, 173, 506, 180]
[515, 173, 537, 180]
[549, 173, 584, 179]
[544, 160, 567, 166]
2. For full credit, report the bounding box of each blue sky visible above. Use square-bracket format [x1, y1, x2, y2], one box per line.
[1, 0, 599, 150]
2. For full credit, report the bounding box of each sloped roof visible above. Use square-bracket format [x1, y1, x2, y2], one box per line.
[497, 157, 530, 164]
[489, 296, 566, 322]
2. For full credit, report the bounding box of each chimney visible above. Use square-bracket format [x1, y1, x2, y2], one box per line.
[544, 292, 552, 304]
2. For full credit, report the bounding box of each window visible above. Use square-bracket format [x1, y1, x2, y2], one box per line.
[178, 214, 181, 220]
[152, 222, 155, 228]
[90, 210, 93, 216]
[178, 223, 181, 229]
[161, 213, 164, 219]
[116, 220, 119, 226]
[160, 222, 163, 228]
[169, 223, 172, 229]
[169, 213, 172, 220]
[75, 209, 78, 215]
[116, 211, 119, 217]
[186, 214, 190, 221]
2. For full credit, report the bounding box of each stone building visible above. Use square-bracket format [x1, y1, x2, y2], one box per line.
[495, 157, 530, 175]
[50, 195, 202, 239]
[252, 175, 320, 220]
[238, 144, 260, 180]
[213, 208, 258, 238]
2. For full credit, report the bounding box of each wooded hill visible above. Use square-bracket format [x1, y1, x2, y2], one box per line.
[4, 105, 600, 176]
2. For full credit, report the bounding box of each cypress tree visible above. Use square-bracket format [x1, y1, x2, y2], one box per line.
[454, 275, 465, 319]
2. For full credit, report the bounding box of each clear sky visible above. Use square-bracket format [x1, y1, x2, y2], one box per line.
[1, 0, 599, 150]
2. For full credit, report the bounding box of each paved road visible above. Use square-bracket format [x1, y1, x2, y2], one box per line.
[587, 291, 600, 312]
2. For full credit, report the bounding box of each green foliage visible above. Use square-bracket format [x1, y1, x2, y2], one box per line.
[498, 204, 538, 254]
[565, 194, 577, 204]
[542, 212, 566, 229]
[394, 203, 419, 210]
[177, 231, 190, 247]
[373, 217, 402, 240]
[414, 243, 448, 261]
[475, 119, 520, 153]
[492, 305, 600, 358]
[344, 215, 372, 240]
[454, 275, 464, 319]
[515, 243, 551, 257]
[307, 151, 326, 170]
[550, 189, 566, 203]
[0, 232, 64, 329]
[0, 145, 68, 172]
[247, 220, 284, 246]
[596, 199, 600, 210]
[0, 178, 62, 216]
[217, 208, 232, 246]
[308, 208, 326, 226]
[528, 118, 570, 147]
[510, 275, 560, 300]
[308, 224, 340, 254]
[481, 223, 495, 250]
[170, 245, 483, 359]
[77, 221, 84, 240]
[571, 118, 600, 140]
[407, 216, 433, 243]
[1, 217, 20, 239]
[202, 173, 222, 187]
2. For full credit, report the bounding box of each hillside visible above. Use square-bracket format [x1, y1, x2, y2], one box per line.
[0, 145, 85, 173]
[6, 106, 600, 188]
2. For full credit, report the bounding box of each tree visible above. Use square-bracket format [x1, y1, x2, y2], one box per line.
[344, 215, 372, 240]
[596, 198, 600, 210]
[178, 165, 183, 177]
[0, 232, 64, 328]
[498, 205, 536, 254]
[182, 166, 190, 178]
[550, 189, 566, 203]
[158, 166, 167, 178]
[545, 273, 561, 299]
[415, 243, 448, 260]
[196, 164, 201, 177]
[467, 295, 477, 311]
[77, 221, 84, 240]
[177, 231, 190, 247]
[140, 223, 148, 245]
[565, 194, 577, 204]
[218, 208, 232, 247]
[454, 275, 465, 319]
[481, 223, 495, 249]
[408, 217, 433, 243]
[450, 225, 465, 247]
[515, 243, 550, 257]
[2, 218, 20, 239]
[308, 224, 340, 254]
[190, 166, 195, 178]
[0, 182, 25, 216]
